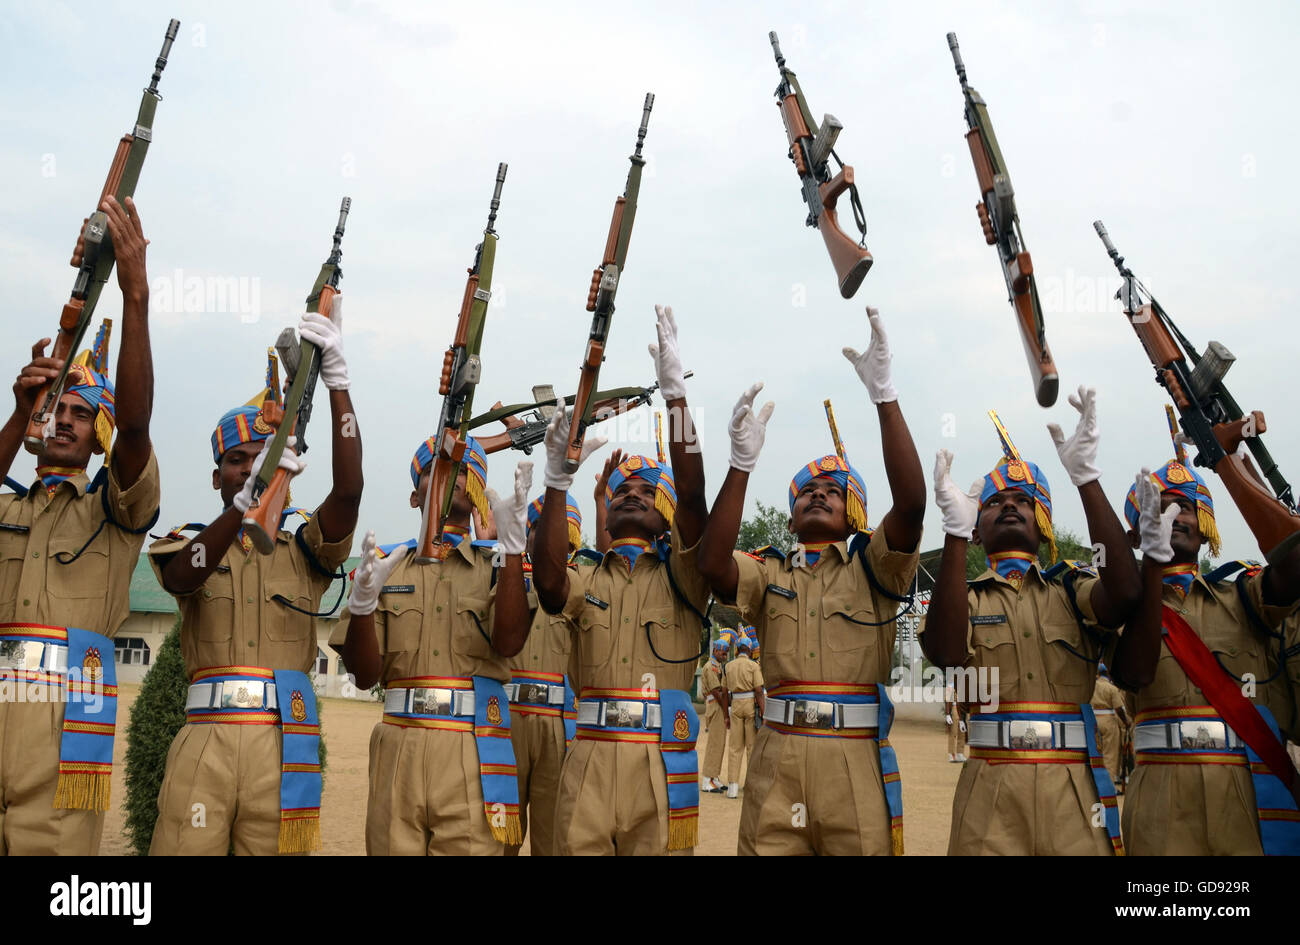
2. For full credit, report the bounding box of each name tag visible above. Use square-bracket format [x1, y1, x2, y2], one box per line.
[970, 614, 1008, 626]
[382, 584, 415, 594]
[584, 593, 609, 610]
[0, 523, 30, 534]
[766, 583, 797, 600]
[216, 565, 231, 574]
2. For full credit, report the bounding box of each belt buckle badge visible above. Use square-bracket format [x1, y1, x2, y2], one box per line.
[1179, 719, 1227, 750]
[1008, 719, 1053, 749]
[608, 700, 641, 728]
[0, 640, 41, 671]
[223, 680, 264, 709]
[412, 689, 452, 716]
[519, 683, 545, 704]
[793, 699, 834, 730]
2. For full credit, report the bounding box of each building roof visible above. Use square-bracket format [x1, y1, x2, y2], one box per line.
[129, 554, 361, 615]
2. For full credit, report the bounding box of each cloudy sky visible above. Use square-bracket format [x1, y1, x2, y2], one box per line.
[4, 0, 1297, 563]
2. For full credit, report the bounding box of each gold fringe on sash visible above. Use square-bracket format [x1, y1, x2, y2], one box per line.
[891, 820, 904, 856]
[1197, 506, 1221, 558]
[486, 806, 523, 845]
[567, 519, 582, 552]
[53, 771, 110, 812]
[278, 811, 321, 854]
[846, 489, 867, 535]
[466, 469, 490, 525]
[668, 814, 698, 851]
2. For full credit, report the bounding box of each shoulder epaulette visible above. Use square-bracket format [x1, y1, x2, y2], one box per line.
[573, 547, 604, 566]
[154, 522, 207, 542]
[1207, 560, 1264, 583]
[1044, 559, 1096, 582]
[377, 538, 417, 558]
[471, 539, 499, 554]
[3, 475, 29, 497]
[749, 544, 787, 562]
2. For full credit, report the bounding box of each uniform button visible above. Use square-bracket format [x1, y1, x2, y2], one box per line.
[808, 652, 815, 658]
[436, 606, 443, 613]
[22, 598, 30, 607]
[984, 637, 992, 644]
[622, 657, 629, 663]
[1026, 672, 1034, 680]
[809, 609, 817, 617]
[582, 617, 589, 626]
[623, 617, 630, 624]
[203, 590, 212, 599]
[533, 655, 538, 661]
[432, 649, 440, 656]
[769, 608, 776, 616]
[32, 551, 39, 558]
[1228, 647, 1237, 655]
[247, 641, 255, 648]
[1023, 631, 1031, 638]
[246, 596, 254, 603]
[393, 606, 401, 613]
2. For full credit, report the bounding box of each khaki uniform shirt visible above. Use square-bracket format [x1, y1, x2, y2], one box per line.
[1091, 676, 1125, 714]
[730, 533, 919, 687]
[0, 452, 160, 634]
[559, 529, 710, 695]
[150, 513, 352, 678]
[509, 575, 573, 680]
[330, 539, 507, 684]
[725, 654, 764, 694]
[700, 660, 724, 699]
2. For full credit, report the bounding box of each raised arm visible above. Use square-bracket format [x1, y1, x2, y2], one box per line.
[489, 461, 534, 657]
[298, 306, 362, 544]
[1047, 386, 1141, 627]
[842, 308, 925, 553]
[592, 448, 624, 553]
[651, 305, 707, 546]
[922, 450, 981, 668]
[102, 196, 153, 487]
[1110, 472, 1179, 690]
[698, 383, 773, 601]
[340, 531, 406, 690]
[535, 399, 605, 614]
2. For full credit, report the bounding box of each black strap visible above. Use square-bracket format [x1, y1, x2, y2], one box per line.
[663, 553, 712, 632]
[644, 621, 705, 664]
[272, 522, 347, 618]
[849, 533, 916, 626]
[52, 472, 160, 565]
[1053, 568, 1108, 665]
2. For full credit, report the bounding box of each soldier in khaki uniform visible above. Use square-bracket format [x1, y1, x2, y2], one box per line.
[1111, 459, 1300, 855]
[1089, 663, 1127, 786]
[0, 196, 157, 856]
[534, 304, 711, 856]
[923, 389, 1141, 856]
[334, 436, 532, 856]
[697, 308, 926, 855]
[724, 630, 764, 798]
[149, 313, 360, 856]
[503, 491, 586, 856]
[699, 632, 731, 794]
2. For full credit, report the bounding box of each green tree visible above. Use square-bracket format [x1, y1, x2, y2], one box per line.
[737, 500, 793, 554]
[123, 617, 186, 856]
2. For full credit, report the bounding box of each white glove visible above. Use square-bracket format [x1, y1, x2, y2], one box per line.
[1047, 385, 1101, 487]
[648, 304, 687, 401]
[945, 714, 953, 725]
[959, 720, 967, 733]
[232, 436, 306, 514]
[933, 449, 981, 540]
[728, 382, 775, 473]
[842, 307, 898, 405]
[543, 397, 607, 491]
[298, 303, 350, 390]
[1136, 468, 1179, 562]
[348, 529, 409, 617]
[493, 461, 533, 555]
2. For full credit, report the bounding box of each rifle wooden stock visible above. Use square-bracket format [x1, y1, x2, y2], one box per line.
[1213, 448, 1300, 563]
[566, 340, 605, 470]
[818, 166, 872, 298]
[1127, 304, 1183, 372]
[779, 94, 811, 176]
[415, 432, 463, 563]
[1012, 286, 1058, 408]
[965, 129, 995, 194]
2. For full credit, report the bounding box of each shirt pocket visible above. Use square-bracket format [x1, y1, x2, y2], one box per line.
[0, 525, 27, 605]
[641, 605, 698, 666]
[970, 617, 1018, 681]
[760, 588, 799, 656]
[194, 571, 237, 644]
[376, 591, 422, 655]
[45, 536, 111, 601]
[573, 602, 614, 669]
[264, 578, 317, 644]
[1040, 618, 1092, 699]
[452, 594, 493, 662]
[546, 613, 572, 659]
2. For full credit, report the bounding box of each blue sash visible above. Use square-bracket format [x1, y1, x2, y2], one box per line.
[876, 687, 904, 854]
[1246, 706, 1300, 855]
[563, 674, 577, 746]
[473, 676, 523, 844]
[58, 627, 119, 811]
[1080, 703, 1124, 855]
[659, 688, 700, 851]
[272, 669, 322, 853]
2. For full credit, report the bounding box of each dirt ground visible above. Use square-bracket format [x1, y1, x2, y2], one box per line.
[102, 685, 972, 855]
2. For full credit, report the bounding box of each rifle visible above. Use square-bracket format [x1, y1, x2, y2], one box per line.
[415, 164, 508, 564]
[564, 95, 653, 475]
[947, 32, 1058, 408]
[241, 198, 351, 553]
[25, 19, 180, 453]
[769, 31, 872, 299]
[468, 374, 690, 456]
[1094, 220, 1300, 563]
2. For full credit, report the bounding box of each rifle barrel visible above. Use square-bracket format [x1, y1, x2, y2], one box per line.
[947, 32, 967, 85]
[769, 31, 785, 68]
[635, 94, 654, 159]
[148, 19, 181, 95]
[487, 162, 507, 232]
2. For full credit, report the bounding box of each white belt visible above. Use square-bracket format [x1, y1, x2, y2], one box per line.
[0, 640, 69, 674]
[504, 681, 566, 706]
[384, 686, 476, 717]
[704, 694, 715, 704]
[576, 698, 663, 730]
[1135, 718, 1243, 752]
[186, 680, 279, 711]
[730, 691, 755, 700]
[966, 718, 1088, 750]
[1093, 708, 1116, 716]
[763, 695, 878, 730]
